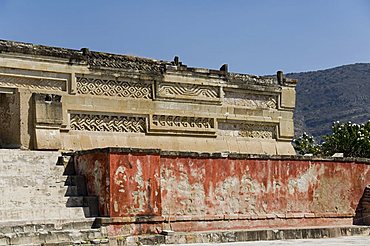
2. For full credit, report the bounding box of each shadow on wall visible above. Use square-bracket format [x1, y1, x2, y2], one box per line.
[62, 157, 100, 220]
[353, 185, 370, 225]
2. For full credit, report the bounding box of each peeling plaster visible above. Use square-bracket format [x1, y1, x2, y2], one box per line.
[74, 151, 370, 232]
[114, 166, 127, 193]
[288, 165, 323, 194]
[114, 200, 119, 212]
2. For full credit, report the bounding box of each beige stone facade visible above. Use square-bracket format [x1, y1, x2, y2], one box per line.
[0, 40, 297, 155]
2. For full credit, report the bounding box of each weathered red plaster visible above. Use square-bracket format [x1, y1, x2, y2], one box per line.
[160, 158, 368, 219]
[109, 153, 161, 217]
[74, 149, 370, 236]
[75, 151, 161, 218]
[75, 152, 110, 215]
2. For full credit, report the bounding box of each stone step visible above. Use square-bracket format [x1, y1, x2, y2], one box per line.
[1, 228, 106, 245]
[125, 226, 370, 245]
[66, 196, 99, 217]
[0, 151, 60, 166]
[63, 161, 77, 176]
[0, 207, 89, 222]
[64, 175, 84, 186]
[0, 218, 97, 233]
[0, 149, 100, 226]
[66, 196, 98, 210]
[0, 175, 67, 188]
[0, 149, 60, 158]
[0, 194, 98, 208]
[0, 175, 88, 194]
[0, 166, 66, 177]
[64, 176, 87, 195]
[65, 185, 85, 197]
[0, 185, 81, 200]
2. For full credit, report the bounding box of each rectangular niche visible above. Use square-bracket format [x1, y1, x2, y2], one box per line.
[218, 121, 277, 139]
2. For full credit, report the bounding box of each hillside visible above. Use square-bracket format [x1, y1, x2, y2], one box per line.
[287, 63, 370, 140]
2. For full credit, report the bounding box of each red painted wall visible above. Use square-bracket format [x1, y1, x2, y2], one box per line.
[160, 158, 368, 218]
[74, 149, 370, 235]
[109, 153, 161, 217]
[75, 151, 110, 215]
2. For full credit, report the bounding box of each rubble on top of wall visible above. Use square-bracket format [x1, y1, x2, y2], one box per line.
[0, 39, 292, 87]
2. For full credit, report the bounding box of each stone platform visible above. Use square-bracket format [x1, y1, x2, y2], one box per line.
[122, 226, 370, 245]
[71, 148, 370, 237]
[0, 148, 369, 245]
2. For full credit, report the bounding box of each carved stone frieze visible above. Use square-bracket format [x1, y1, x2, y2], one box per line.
[149, 114, 216, 134]
[0, 73, 66, 91]
[224, 91, 277, 109]
[76, 76, 152, 99]
[218, 121, 276, 139]
[156, 82, 220, 102]
[70, 113, 146, 133]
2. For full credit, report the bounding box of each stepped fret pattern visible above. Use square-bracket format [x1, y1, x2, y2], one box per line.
[70, 113, 146, 133]
[219, 122, 276, 139]
[151, 115, 215, 129]
[0, 74, 66, 91]
[158, 82, 219, 99]
[224, 91, 277, 109]
[76, 76, 152, 99]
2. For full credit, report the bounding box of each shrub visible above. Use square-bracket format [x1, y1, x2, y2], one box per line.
[293, 121, 370, 158]
[293, 132, 321, 155]
[321, 121, 370, 158]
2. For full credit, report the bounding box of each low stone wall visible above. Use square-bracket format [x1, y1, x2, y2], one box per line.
[72, 148, 370, 236]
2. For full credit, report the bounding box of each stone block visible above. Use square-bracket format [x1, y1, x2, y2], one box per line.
[79, 135, 92, 150]
[226, 139, 240, 153]
[278, 119, 294, 139]
[276, 141, 295, 155]
[245, 140, 263, 154]
[261, 140, 277, 155]
[35, 127, 61, 150]
[280, 87, 296, 109]
[34, 93, 63, 125]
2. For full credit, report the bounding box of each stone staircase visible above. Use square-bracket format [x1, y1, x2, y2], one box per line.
[63, 161, 99, 218]
[354, 185, 370, 225]
[0, 149, 108, 245]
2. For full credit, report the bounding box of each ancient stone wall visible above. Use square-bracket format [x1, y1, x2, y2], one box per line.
[0, 40, 296, 155]
[0, 149, 88, 223]
[73, 148, 370, 236]
[0, 149, 108, 245]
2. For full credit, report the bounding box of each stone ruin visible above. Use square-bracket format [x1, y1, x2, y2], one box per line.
[1, 40, 370, 245]
[0, 39, 297, 155]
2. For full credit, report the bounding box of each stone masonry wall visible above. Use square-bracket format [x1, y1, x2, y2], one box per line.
[73, 148, 370, 236]
[0, 39, 296, 155]
[0, 149, 87, 223]
[0, 149, 110, 245]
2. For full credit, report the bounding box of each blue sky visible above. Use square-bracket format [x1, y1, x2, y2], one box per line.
[0, 0, 369, 75]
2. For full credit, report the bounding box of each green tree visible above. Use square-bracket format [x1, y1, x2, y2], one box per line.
[321, 121, 370, 158]
[293, 132, 321, 155]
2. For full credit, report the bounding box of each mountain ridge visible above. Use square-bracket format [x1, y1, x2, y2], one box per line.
[287, 63, 370, 140]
